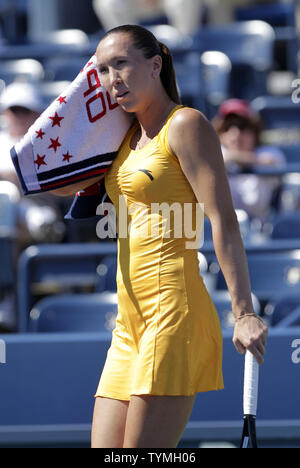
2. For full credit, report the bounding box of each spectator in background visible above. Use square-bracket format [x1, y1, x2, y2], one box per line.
[93, 0, 205, 35]
[212, 99, 286, 221]
[0, 82, 65, 247]
[0, 82, 42, 187]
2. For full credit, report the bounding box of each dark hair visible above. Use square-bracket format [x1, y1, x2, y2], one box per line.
[100, 24, 181, 105]
[212, 113, 263, 146]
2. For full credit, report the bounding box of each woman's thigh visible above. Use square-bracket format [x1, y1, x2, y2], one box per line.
[123, 394, 196, 448]
[91, 397, 129, 448]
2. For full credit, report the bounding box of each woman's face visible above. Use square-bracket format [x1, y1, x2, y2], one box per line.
[96, 33, 161, 113]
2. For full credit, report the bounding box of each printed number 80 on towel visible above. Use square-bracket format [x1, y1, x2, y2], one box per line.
[84, 69, 118, 123]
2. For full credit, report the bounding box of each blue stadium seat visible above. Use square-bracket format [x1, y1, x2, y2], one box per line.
[270, 213, 300, 239]
[277, 144, 300, 164]
[267, 292, 300, 326]
[235, 2, 296, 28]
[279, 173, 300, 212]
[0, 58, 45, 85]
[192, 21, 275, 68]
[28, 292, 118, 333]
[285, 28, 299, 73]
[216, 251, 300, 301]
[0, 181, 19, 236]
[251, 96, 300, 130]
[200, 51, 232, 118]
[175, 49, 232, 114]
[95, 254, 117, 293]
[276, 305, 300, 327]
[202, 216, 213, 243]
[173, 52, 206, 112]
[0, 182, 19, 290]
[17, 243, 117, 332]
[211, 291, 233, 328]
[235, 2, 298, 73]
[191, 21, 275, 100]
[0, 238, 14, 290]
[273, 26, 299, 74]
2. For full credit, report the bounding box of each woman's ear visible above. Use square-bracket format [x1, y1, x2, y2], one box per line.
[151, 55, 162, 79]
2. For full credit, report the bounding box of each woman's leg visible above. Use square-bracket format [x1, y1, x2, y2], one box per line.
[91, 397, 129, 448]
[123, 395, 196, 448]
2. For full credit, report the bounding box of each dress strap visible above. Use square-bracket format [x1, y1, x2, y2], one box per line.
[157, 105, 185, 164]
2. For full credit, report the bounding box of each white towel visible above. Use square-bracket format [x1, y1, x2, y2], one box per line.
[10, 54, 133, 195]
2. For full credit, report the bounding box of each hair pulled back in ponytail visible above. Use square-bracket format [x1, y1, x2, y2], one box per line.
[100, 24, 181, 105]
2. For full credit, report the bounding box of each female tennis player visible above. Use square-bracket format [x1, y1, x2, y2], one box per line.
[60, 25, 268, 448]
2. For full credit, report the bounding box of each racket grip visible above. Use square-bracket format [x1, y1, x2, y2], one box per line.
[243, 350, 259, 416]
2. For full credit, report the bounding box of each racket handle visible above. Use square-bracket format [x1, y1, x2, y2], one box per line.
[243, 350, 259, 416]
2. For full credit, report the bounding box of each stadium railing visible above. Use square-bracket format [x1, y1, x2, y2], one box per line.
[270, 212, 300, 239]
[215, 250, 300, 301]
[275, 305, 300, 327]
[0, 328, 299, 447]
[251, 96, 300, 130]
[266, 291, 300, 326]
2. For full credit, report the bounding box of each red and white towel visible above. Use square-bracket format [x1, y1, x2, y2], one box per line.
[10, 54, 133, 195]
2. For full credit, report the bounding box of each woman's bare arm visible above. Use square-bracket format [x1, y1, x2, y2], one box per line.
[168, 108, 268, 364]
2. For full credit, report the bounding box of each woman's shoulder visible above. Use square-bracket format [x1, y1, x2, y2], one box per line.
[170, 106, 213, 134]
[172, 106, 206, 121]
[168, 106, 218, 151]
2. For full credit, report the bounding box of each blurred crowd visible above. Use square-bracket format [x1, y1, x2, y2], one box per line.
[0, 0, 299, 331]
[92, 0, 296, 34]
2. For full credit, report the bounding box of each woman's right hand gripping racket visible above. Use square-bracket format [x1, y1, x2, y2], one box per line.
[240, 350, 259, 448]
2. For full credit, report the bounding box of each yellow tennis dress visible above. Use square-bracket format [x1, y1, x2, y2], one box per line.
[95, 105, 224, 401]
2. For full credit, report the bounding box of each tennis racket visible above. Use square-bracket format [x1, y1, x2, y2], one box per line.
[240, 350, 259, 448]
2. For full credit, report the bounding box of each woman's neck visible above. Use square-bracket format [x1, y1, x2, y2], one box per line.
[135, 94, 176, 139]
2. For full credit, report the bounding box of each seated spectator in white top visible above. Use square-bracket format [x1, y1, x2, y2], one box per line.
[0, 81, 43, 188]
[0, 82, 65, 245]
[212, 99, 286, 220]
